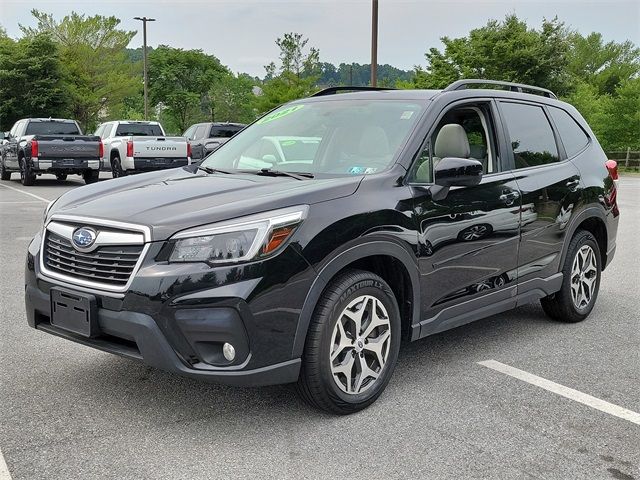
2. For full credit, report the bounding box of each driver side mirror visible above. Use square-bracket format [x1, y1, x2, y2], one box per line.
[431, 157, 483, 200]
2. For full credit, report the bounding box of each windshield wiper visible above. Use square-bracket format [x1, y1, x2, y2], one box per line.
[255, 168, 314, 180]
[198, 166, 233, 175]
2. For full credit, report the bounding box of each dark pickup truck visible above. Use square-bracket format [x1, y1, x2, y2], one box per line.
[1, 118, 102, 185]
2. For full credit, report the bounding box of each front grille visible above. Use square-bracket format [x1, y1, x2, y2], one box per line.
[43, 231, 143, 287]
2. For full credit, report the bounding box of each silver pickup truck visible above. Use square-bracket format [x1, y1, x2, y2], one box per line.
[94, 121, 191, 177]
[1, 118, 101, 185]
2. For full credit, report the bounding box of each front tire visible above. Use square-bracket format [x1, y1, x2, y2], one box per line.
[297, 269, 401, 414]
[541, 230, 601, 323]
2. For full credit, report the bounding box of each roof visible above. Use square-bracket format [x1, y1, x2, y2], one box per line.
[114, 120, 162, 125]
[26, 118, 77, 123]
[299, 89, 441, 103]
[193, 122, 246, 128]
[303, 80, 562, 104]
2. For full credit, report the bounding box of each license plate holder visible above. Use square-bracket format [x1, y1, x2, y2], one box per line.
[50, 288, 98, 337]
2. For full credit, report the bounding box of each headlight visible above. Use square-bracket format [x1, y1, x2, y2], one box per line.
[169, 205, 308, 264]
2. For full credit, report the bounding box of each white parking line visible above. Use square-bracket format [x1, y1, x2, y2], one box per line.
[0, 183, 50, 203]
[0, 448, 12, 480]
[478, 360, 640, 426]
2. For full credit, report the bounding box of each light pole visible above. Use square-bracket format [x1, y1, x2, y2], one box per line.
[134, 16, 156, 119]
[371, 0, 378, 86]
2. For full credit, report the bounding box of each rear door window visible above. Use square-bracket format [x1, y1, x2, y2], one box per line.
[500, 102, 559, 169]
[548, 107, 590, 158]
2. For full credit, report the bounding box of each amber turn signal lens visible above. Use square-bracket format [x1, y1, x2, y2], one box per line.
[263, 226, 295, 255]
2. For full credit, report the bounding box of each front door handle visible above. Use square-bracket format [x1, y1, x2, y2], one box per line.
[566, 179, 580, 191]
[499, 191, 520, 206]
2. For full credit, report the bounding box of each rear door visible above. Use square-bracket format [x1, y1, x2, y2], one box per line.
[496, 100, 582, 292]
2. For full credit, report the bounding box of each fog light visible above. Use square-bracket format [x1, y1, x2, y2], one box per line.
[222, 342, 236, 361]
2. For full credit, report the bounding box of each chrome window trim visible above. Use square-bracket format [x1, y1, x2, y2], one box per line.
[39, 215, 152, 293]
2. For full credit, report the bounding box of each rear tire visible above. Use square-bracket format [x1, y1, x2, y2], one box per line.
[0, 159, 10, 180]
[297, 269, 401, 414]
[19, 158, 35, 186]
[83, 170, 99, 184]
[541, 230, 601, 323]
[111, 156, 125, 178]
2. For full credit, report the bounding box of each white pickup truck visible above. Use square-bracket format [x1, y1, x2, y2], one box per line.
[94, 121, 191, 177]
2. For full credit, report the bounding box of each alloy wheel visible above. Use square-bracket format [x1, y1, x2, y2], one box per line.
[329, 295, 392, 395]
[570, 245, 598, 310]
[461, 224, 488, 241]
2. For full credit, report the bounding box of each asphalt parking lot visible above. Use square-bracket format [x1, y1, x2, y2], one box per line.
[0, 174, 638, 480]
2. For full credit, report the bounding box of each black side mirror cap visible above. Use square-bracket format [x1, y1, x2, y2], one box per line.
[434, 157, 483, 187]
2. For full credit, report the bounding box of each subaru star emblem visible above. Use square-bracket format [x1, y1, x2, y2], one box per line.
[72, 227, 97, 250]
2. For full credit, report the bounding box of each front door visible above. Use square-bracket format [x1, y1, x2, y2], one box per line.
[408, 100, 522, 336]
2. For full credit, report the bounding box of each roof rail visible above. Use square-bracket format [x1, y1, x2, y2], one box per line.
[311, 86, 395, 97]
[444, 79, 557, 99]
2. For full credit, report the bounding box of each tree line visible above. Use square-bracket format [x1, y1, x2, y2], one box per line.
[0, 11, 637, 150]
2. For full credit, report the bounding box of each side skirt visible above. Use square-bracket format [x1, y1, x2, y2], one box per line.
[412, 273, 563, 341]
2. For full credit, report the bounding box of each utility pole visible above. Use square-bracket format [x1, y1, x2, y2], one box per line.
[134, 16, 156, 119]
[371, 0, 378, 86]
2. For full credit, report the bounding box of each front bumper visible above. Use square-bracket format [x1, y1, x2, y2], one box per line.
[25, 234, 315, 386]
[25, 283, 300, 386]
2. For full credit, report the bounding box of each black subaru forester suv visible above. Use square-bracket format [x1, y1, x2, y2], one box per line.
[25, 80, 619, 414]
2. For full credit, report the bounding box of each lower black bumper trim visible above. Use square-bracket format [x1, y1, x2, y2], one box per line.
[26, 285, 301, 387]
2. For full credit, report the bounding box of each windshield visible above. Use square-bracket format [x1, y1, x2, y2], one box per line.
[115, 124, 163, 136]
[201, 100, 425, 176]
[26, 122, 80, 136]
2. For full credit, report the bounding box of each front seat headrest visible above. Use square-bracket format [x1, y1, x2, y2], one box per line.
[434, 124, 470, 159]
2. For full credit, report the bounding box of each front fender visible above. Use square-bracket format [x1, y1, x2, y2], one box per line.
[291, 239, 421, 358]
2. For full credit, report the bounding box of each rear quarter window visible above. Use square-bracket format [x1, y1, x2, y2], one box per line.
[548, 107, 590, 158]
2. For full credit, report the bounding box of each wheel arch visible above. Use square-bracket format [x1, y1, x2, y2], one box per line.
[292, 240, 421, 359]
[560, 206, 609, 270]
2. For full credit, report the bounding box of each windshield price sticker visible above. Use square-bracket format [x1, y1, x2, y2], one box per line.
[257, 105, 305, 125]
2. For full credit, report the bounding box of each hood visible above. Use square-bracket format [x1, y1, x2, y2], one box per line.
[49, 168, 362, 240]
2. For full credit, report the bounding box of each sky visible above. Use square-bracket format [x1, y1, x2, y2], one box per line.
[1, 0, 639, 77]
